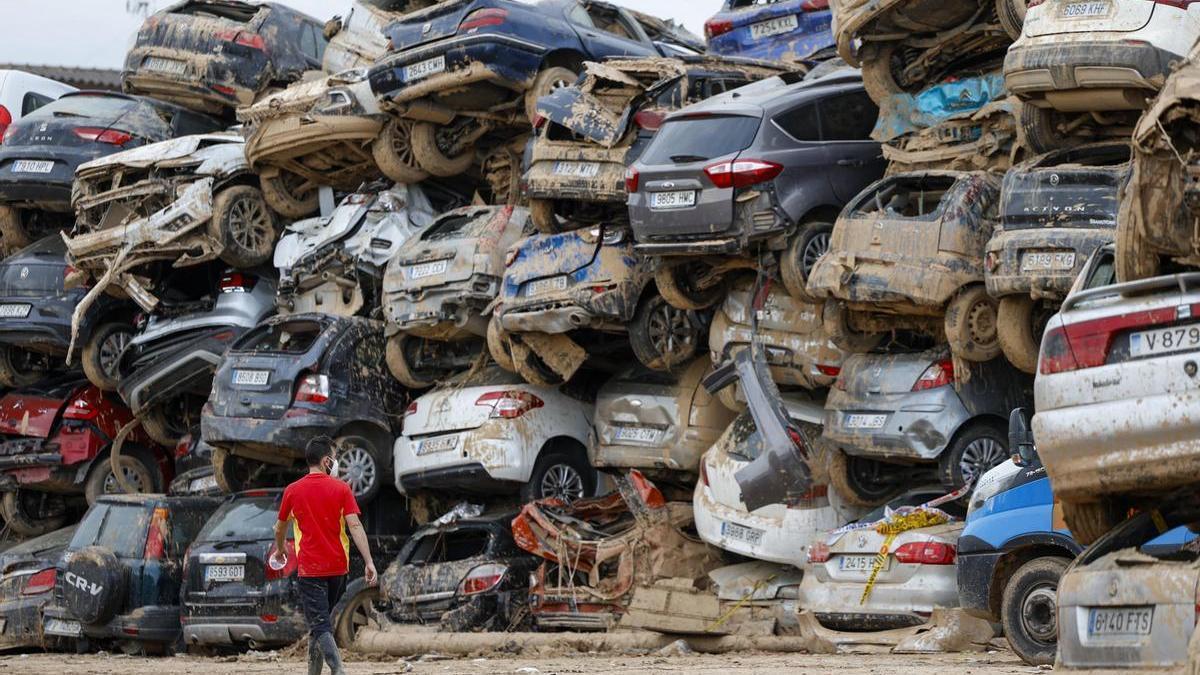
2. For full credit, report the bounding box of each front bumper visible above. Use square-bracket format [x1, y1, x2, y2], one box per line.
[394, 424, 531, 493]
[823, 384, 970, 462]
[201, 407, 342, 456]
[1005, 40, 1183, 103]
[985, 227, 1113, 300]
[370, 34, 545, 108]
[954, 549, 1004, 622]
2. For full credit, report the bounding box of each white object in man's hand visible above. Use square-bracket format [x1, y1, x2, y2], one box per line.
[268, 550, 288, 571]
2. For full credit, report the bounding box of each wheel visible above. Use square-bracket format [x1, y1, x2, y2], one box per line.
[937, 421, 1009, 491]
[828, 449, 902, 508]
[80, 322, 134, 392]
[996, 0, 1026, 40]
[333, 577, 379, 648]
[372, 118, 429, 184]
[210, 185, 276, 269]
[386, 335, 440, 389]
[0, 205, 30, 256]
[411, 121, 475, 177]
[84, 451, 158, 505]
[654, 261, 725, 311]
[859, 43, 903, 104]
[1061, 499, 1123, 546]
[520, 447, 595, 503]
[0, 490, 67, 537]
[529, 198, 559, 234]
[780, 221, 833, 303]
[334, 434, 384, 504]
[0, 345, 54, 388]
[141, 399, 195, 447]
[716, 384, 745, 413]
[259, 167, 318, 219]
[1116, 201, 1161, 282]
[945, 285, 1001, 363]
[822, 301, 883, 353]
[629, 294, 703, 372]
[211, 446, 265, 494]
[1020, 103, 1078, 154]
[509, 337, 565, 386]
[997, 296, 1051, 374]
[486, 315, 515, 372]
[524, 66, 579, 123]
[1001, 557, 1069, 666]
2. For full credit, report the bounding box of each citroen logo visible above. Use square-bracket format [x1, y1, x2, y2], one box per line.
[1050, 173, 1060, 185]
[18, 267, 28, 280]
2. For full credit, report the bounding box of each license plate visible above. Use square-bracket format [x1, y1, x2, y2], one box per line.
[749, 14, 799, 39]
[1021, 250, 1076, 272]
[144, 56, 187, 75]
[553, 161, 600, 178]
[408, 259, 448, 280]
[1088, 606, 1153, 637]
[721, 521, 764, 546]
[0, 304, 31, 318]
[189, 475, 219, 492]
[525, 276, 569, 297]
[405, 55, 446, 82]
[1062, 1, 1110, 18]
[650, 190, 696, 210]
[839, 555, 880, 572]
[416, 435, 458, 456]
[1129, 323, 1200, 358]
[614, 426, 660, 443]
[44, 618, 81, 637]
[845, 413, 887, 430]
[233, 369, 270, 386]
[12, 160, 53, 174]
[205, 564, 245, 583]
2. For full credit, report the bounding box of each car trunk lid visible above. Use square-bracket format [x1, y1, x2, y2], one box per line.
[537, 62, 678, 148]
[384, 0, 475, 51]
[0, 261, 65, 298]
[210, 319, 331, 420]
[0, 386, 80, 439]
[838, 351, 939, 398]
[1026, 0, 1155, 37]
[404, 377, 531, 436]
[395, 207, 510, 289]
[1000, 144, 1130, 231]
[597, 370, 687, 452]
[503, 229, 602, 289]
[140, 1, 268, 59]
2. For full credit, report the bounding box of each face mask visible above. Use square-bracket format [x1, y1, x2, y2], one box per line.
[325, 457, 340, 477]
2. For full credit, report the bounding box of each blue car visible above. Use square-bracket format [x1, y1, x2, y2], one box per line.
[704, 0, 835, 62]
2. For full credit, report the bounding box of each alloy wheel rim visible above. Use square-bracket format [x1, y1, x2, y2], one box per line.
[802, 232, 831, 276]
[229, 197, 272, 252]
[99, 330, 131, 377]
[959, 437, 1007, 483]
[337, 445, 377, 498]
[393, 120, 420, 168]
[540, 464, 584, 502]
[103, 465, 147, 495]
[648, 302, 695, 361]
[1021, 584, 1058, 643]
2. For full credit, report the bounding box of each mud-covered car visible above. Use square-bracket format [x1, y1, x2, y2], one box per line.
[524, 56, 789, 231]
[0, 376, 168, 538]
[492, 224, 706, 383]
[823, 349, 1030, 505]
[167, 428, 220, 497]
[627, 70, 883, 308]
[986, 142, 1130, 373]
[323, 1, 425, 74]
[275, 182, 436, 319]
[807, 171, 1003, 363]
[0, 525, 76, 651]
[0, 92, 222, 248]
[202, 314, 406, 503]
[383, 205, 530, 388]
[123, 0, 328, 116]
[0, 236, 135, 391]
[381, 510, 537, 632]
[592, 358, 735, 483]
[704, 0, 836, 62]
[67, 133, 281, 319]
[41, 493, 221, 653]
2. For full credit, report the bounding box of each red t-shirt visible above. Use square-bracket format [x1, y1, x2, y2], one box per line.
[278, 472, 361, 578]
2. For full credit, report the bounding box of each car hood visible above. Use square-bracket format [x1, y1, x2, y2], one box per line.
[76, 133, 246, 177]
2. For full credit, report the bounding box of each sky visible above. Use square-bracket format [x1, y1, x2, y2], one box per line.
[0, 0, 721, 70]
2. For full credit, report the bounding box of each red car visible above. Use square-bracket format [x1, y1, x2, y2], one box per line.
[0, 375, 168, 537]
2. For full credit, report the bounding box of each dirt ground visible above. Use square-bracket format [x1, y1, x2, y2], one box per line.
[0, 649, 1042, 675]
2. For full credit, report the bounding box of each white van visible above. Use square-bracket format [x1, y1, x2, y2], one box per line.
[0, 70, 76, 136]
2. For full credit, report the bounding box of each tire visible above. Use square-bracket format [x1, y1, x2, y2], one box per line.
[211, 446, 257, 494]
[822, 301, 883, 353]
[654, 261, 725, 311]
[1020, 103, 1077, 154]
[859, 43, 904, 104]
[510, 337, 565, 386]
[945, 285, 1001, 363]
[0, 490, 68, 537]
[780, 221, 833, 303]
[524, 66, 579, 123]
[997, 296, 1050, 375]
[372, 119, 429, 184]
[996, 0, 1026, 40]
[141, 400, 192, 447]
[1001, 557, 1070, 666]
[0, 345, 54, 388]
[0, 205, 30, 256]
[520, 447, 595, 503]
[80, 322, 134, 392]
[487, 315, 515, 372]
[386, 335, 439, 389]
[1061, 499, 1123, 546]
[828, 449, 902, 508]
[334, 434, 384, 504]
[62, 545, 126, 625]
[333, 577, 378, 648]
[411, 121, 475, 177]
[937, 421, 1009, 492]
[209, 185, 276, 269]
[529, 198, 559, 234]
[629, 294, 703, 372]
[259, 167, 318, 220]
[83, 451, 158, 505]
[1116, 203, 1161, 282]
[716, 384, 746, 413]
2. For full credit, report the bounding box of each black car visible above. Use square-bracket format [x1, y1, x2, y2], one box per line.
[0, 525, 76, 651]
[40, 494, 221, 653]
[0, 92, 222, 245]
[124, 0, 328, 116]
[0, 236, 135, 390]
[381, 511, 538, 632]
[201, 314, 407, 503]
[181, 488, 410, 650]
[168, 428, 220, 497]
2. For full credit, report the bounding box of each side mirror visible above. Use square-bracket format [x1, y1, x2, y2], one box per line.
[1008, 407, 1036, 467]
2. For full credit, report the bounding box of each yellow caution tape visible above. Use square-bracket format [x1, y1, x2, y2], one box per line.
[859, 508, 952, 605]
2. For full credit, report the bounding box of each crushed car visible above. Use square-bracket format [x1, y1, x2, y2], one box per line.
[167, 428, 220, 497]
[0, 525, 76, 651]
[322, 1, 424, 74]
[704, 0, 836, 62]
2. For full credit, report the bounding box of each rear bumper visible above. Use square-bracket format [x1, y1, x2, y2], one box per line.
[169, 466, 221, 497]
[370, 35, 545, 107]
[800, 572, 959, 625]
[985, 227, 1113, 300]
[384, 280, 498, 337]
[181, 609, 306, 647]
[499, 281, 642, 334]
[807, 252, 972, 309]
[709, 310, 838, 389]
[592, 438, 710, 475]
[955, 549, 1003, 621]
[0, 147, 102, 210]
[693, 481, 836, 566]
[201, 407, 342, 455]
[118, 327, 240, 414]
[396, 461, 519, 495]
[123, 51, 256, 112]
[0, 592, 53, 649]
[633, 238, 743, 256]
[523, 154, 629, 204]
[44, 602, 181, 644]
[823, 385, 969, 462]
[1005, 40, 1182, 101]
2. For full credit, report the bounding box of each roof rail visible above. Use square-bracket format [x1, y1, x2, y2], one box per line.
[1062, 272, 1200, 313]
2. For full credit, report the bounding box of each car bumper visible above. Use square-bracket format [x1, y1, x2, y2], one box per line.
[709, 310, 838, 390]
[124, 48, 260, 112]
[633, 238, 744, 257]
[370, 34, 545, 107]
[201, 408, 342, 455]
[394, 423, 533, 493]
[44, 603, 181, 643]
[499, 281, 641, 334]
[592, 437, 713, 476]
[0, 147, 101, 210]
[955, 549, 1004, 621]
[985, 227, 1113, 299]
[169, 466, 221, 497]
[807, 252, 972, 309]
[823, 385, 970, 462]
[118, 326, 237, 414]
[692, 481, 838, 566]
[0, 591, 53, 649]
[1005, 40, 1183, 102]
[181, 608, 306, 647]
[800, 571, 959, 627]
[523, 152, 629, 204]
[384, 281, 498, 338]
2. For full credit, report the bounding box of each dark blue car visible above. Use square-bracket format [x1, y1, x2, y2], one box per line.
[704, 0, 835, 62]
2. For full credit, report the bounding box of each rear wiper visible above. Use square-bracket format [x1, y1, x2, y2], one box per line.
[670, 154, 708, 163]
[212, 539, 258, 549]
[52, 112, 86, 118]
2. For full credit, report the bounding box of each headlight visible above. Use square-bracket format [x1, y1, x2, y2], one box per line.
[966, 459, 1018, 518]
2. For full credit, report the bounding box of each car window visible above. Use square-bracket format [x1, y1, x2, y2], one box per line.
[173, 0, 260, 21]
[196, 496, 285, 542]
[565, 3, 596, 28]
[1083, 250, 1116, 290]
[818, 91, 878, 141]
[640, 115, 761, 164]
[70, 503, 149, 558]
[773, 102, 820, 142]
[422, 212, 489, 242]
[404, 528, 491, 564]
[300, 23, 326, 63]
[851, 175, 957, 220]
[26, 94, 138, 122]
[858, 491, 964, 522]
[235, 320, 326, 354]
[584, 3, 639, 40]
[21, 92, 54, 117]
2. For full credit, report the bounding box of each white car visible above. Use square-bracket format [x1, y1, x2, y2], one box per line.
[0, 70, 75, 136]
[1005, 0, 1200, 151]
[394, 365, 597, 502]
[693, 392, 866, 566]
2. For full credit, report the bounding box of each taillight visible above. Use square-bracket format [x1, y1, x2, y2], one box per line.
[215, 29, 266, 51]
[475, 390, 544, 419]
[405, 400, 418, 416]
[816, 364, 841, 378]
[1038, 325, 1078, 375]
[21, 568, 56, 596]
[984, 251, 1000, 273]
[73, 127, 132, 146]
[212, 85, 238, 97]
[64, 388, 103, 420]
[894, 541, 956, 565]
[0, 105, 11, 143]
[459, 563, 507, 595]
[144, 507, 169, 561]
[461, 8, 508, 31]
[808, 541, 831, 563]
[175, 434, 193, 460]
[624, 166, 640, 193]
[633, 110, 665, 131]
[699, 460, 710, 487]
[704, 18, 734, 40]
[703, 159, 783, 189]
[266, 541, 298, 580]
[295, 374, 330, 405]
[785, 426, 808, 452]
[800, 0, 830, 8]
[912, 359, 955, 392]
[219, 270, 256, 293]
[532, 114, 547, 130]
[1039, 305, 1182, 375]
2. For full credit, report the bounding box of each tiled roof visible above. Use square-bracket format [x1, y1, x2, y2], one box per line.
[0, 64, 122, 91]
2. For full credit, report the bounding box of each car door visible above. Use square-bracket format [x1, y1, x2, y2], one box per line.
[568, 2, 656, 59]
[814, 89, 886, 202]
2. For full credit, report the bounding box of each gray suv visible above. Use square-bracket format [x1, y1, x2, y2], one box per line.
[625, 70, 885, 309]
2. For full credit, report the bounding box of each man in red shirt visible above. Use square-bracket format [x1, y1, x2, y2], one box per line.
[272, 437, 377, 675]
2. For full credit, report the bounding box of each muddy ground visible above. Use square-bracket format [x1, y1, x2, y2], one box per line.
[0, 649, 1042, 675]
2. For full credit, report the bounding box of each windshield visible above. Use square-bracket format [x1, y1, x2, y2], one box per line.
[195, 495, 282, 543]
[640, 115, 760, 164]
[70, 503, 149, 558]
[422, 212, 491, 242]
